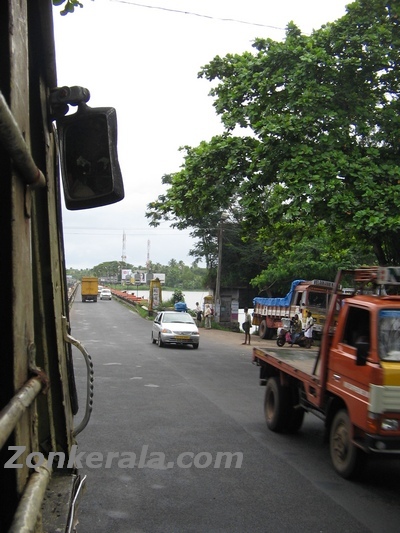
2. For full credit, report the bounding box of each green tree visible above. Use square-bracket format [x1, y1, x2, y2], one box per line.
[146, 135, 268, 289]
[148, 0, 398, 290]
[200, 0, 400, 268]
[92, 261, 132, 281]
[53, 0, 83, 15]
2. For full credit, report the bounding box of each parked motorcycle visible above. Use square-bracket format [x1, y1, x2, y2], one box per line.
[276, 325, 308, 347]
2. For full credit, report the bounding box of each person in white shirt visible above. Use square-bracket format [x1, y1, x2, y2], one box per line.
[242, 308, 252, 345]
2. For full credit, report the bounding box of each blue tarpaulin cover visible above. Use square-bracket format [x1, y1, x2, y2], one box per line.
[253, 280, 305, 307]
[174, 302, 188, 312]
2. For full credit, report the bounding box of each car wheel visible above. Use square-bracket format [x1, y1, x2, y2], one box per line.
[192, 343, 199, 349]
[151, 332, 157, 345]
[158, 334, 164, 347]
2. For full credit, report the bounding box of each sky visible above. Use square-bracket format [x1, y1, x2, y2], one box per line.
[53, 0, 351, 270]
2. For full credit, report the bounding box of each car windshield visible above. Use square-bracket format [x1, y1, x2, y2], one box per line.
[378, 309, 400, 361]
[162, 313, 193, 324]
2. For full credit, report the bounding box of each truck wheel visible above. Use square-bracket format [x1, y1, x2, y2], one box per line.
[267, 328, 275, 340]
[330, 409, 366, 479]
[264, 377, 289, 432]
[259, 320, 269, 339]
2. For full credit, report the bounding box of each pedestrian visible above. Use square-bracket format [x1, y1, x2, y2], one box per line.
[304, 311, 314, 348]
[204, 304, 212, 329]
[242, 307, 252, 345]
[195, 302, 203, 327]
[290, 314, 302, 346]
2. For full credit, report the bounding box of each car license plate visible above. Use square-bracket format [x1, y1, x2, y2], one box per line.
[176, 335, 190, 340]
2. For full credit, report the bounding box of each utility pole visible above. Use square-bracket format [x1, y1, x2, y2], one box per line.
[146, 239, 151, 270]
[214, 212, 228, 322]
[121, 230, 127, 264]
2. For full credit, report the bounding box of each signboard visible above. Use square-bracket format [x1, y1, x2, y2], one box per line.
[377, 267, 400, 285]
[121, 269, 132, 281]
[152, 287, 160, 307]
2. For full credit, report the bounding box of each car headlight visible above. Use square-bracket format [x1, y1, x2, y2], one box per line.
[161, 328, 173, 334]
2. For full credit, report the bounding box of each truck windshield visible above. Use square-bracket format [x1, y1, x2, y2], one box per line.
[308, 291, 327, 308]
[378, 310, 400, 361]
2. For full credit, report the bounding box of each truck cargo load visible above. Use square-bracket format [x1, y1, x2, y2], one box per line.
[81, 277, 99, 302]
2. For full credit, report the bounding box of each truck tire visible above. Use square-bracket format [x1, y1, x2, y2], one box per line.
[329, 409, 366, 479]
[259, 320, 272, 339]
[286, 404, 305, 434]
[259, 320, 267, 339]
[264, 377, 290, 432]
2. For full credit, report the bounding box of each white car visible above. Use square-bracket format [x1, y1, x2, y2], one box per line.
[151, 311, 199, 349]
[100, 289, 112, 300]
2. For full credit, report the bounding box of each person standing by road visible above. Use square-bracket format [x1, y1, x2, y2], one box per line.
[304, 311, 314, 348]
[195, 302, 203, 327]
[242, 308, 252, 345]
[204, 304, 212, 329]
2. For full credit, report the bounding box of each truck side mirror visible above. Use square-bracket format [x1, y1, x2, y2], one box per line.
[57, 103, 124, 210]
[355, 341, 369, 366]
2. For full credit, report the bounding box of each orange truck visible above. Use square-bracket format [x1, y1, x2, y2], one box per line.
[252, 266, 400, 478]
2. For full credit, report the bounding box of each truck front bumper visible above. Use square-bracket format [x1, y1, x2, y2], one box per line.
[364, 434, 400, 454]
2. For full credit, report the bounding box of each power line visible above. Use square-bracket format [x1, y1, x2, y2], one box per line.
[110, 0, 285, 31]
[63, 229, 193, 236]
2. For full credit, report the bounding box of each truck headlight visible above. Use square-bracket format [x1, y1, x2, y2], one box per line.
[381, 418, 399, 431]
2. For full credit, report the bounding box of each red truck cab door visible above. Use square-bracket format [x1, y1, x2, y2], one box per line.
[327, 304, 380, 429]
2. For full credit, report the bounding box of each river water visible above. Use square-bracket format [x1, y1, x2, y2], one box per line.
[126, 289, 255, 332]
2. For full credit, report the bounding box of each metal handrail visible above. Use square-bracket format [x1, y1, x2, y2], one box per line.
[0, 376, 43, 450]
[62, 317, 94, 436]
[8, 460, 51, 533]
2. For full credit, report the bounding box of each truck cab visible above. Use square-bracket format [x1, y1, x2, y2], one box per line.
[328, 294, 400, 456]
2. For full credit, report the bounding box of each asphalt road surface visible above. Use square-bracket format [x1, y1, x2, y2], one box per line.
[69, 294, 400, 532]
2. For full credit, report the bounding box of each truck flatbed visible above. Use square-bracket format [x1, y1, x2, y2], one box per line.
[253, 346, 321, 383]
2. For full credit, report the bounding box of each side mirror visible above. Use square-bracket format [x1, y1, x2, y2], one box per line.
[355, 341, 369, 366]
[57, 103, 124, 210]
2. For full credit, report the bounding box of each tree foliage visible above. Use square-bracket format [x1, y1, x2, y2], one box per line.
[200, 0, 400, 265]
[53, 0, 83, 15]
[146, 135, 268, 288]
[67, 260, 208, 290]
[147, 0, 400, 290]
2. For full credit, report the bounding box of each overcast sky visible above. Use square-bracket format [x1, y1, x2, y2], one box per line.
[53, 0, 350, 270]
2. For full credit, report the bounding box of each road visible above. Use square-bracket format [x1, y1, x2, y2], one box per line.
[69, 294, 400, 532]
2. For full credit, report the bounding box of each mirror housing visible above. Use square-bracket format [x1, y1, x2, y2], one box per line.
[355, 341, 369, 366]
[57, 103, 124, 210]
